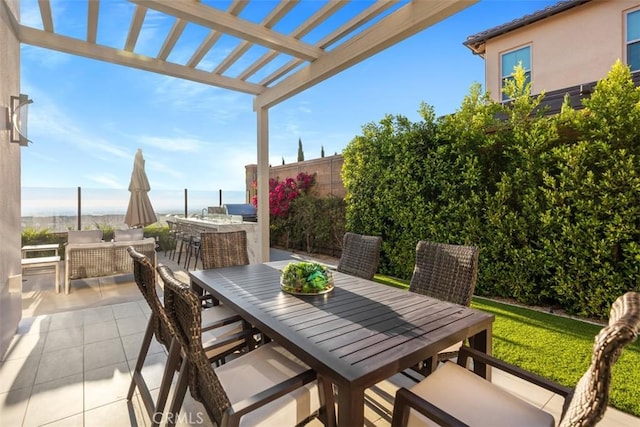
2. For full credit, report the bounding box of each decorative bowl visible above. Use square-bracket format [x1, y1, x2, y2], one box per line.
[280, 261, 334, 295]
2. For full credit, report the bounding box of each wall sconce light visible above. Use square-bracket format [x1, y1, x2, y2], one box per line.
[10, 94, 34, 146]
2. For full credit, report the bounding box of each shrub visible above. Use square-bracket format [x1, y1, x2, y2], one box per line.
[21, 228, 68, 259]
[538, 61, 640, 315]
[342, 61, 640, 318]
[343, 105, 438, 277]
[288, 195, 346, 254]
[255, 172, 345, 255]
[144, 224, 169, 251]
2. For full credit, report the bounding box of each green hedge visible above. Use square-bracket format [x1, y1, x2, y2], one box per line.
[342, 61, 640, 318]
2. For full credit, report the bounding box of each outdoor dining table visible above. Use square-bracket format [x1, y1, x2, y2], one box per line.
[190, 260, 495, 427]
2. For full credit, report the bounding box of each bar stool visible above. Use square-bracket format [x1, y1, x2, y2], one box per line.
[184, 225, 208, 270]
[165, 218, 178, 257]
[174, 223, 191, 264]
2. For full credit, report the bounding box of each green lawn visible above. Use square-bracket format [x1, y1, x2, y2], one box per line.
[373, 275, 640, 417]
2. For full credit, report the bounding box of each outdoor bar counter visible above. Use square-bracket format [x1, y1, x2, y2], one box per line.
[174, 216, 260, 264]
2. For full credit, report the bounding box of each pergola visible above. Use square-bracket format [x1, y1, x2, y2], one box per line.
[5, 0, 477, 261]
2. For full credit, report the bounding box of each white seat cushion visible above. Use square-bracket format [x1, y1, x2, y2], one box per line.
[67, 230, 103, 244]
[438, 341, 462, 356]
[114, 228, 144, 241]
[201, 320, 245, 359]
[201, 303, 238, 325]
[407, 362, 555, 427]
[216, 342, 320, 427]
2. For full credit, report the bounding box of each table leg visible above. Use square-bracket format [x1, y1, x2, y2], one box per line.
[418, 355, 438, 376]
[55, 262, 60, 293]
[318, 376, 336, 427]
[65, 259, 70, 295]
[191, 282, 205, 297]
[469, 325, 493, 381]
[336, 384, 364, 427]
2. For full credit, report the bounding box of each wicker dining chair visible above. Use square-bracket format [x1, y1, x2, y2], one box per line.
[193, 231, 250, 304]
[407, 240, 479, 373]
[126, 248, 249, 427]
[160, 267, 336, 427]
[200, 230, 250, 269]
[409, 240, 479, 307]
[391, 291, 640, 427]
[126, 247, 177, 427]
[336, 232, 383, 280]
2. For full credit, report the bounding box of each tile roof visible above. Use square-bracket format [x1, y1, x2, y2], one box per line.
[463, 0, 592, 54]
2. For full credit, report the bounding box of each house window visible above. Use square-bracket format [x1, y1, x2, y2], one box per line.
[627, 9, 640, 71]
[501, 46, 531, 100]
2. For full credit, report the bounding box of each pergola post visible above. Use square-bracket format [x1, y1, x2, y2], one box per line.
[256, 105, 269, 263]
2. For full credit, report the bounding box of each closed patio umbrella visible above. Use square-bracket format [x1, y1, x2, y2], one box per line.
[124, 148, 157, 228]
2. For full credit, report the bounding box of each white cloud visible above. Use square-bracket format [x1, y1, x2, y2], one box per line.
[19, 0, 44, 28]
[22, 149, 58, 163]
[138, 135, 204, 152]
[96, 1, 136, 47]
[21, 45, 70, 69]
[143, 8, 168, 25]
[297, 101, 312, 114]
[134, 9, 170, 55]
[196, 44, 235, 71]
[145, 158, 183, 182]
[26, 88, 131, 161]
[87, 173, 124, 189]
[151, 76, 253, 124]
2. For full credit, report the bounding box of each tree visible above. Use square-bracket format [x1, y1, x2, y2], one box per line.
[282, 157, 285, 165]
[321, 145, 325, 157]
[297, 138, 304, 161]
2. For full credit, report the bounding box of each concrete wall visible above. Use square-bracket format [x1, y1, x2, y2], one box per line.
[245, 154, 345, 203]
[0, 0, 23, 360]
[483, 1, 640, 100]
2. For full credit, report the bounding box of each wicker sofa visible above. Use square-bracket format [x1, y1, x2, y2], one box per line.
[64, 229, 156, 294]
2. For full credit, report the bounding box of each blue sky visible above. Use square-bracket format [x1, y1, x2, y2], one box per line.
[20, 0, 557, 193]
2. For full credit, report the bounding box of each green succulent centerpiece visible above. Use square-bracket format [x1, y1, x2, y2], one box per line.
[280, 261, 334, 295]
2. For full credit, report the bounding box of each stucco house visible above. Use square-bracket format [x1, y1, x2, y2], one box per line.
[464, 0, 640, 112]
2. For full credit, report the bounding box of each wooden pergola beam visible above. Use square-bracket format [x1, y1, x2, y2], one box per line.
[256, 0, 476, 109]
[133, 0, 324, 61]
[19, 25, 264, 95]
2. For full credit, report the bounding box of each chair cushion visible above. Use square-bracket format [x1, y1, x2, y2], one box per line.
[201, 304, 238, 325]
[114, 228, 144, 241]
[67, 230, 103, 244]
[201, 321, 246, 360]
[215, 342, 320, 426]
[407, 362, 555, 427]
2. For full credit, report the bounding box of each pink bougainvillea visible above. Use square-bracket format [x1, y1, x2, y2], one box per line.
[251, 172, 316, 218]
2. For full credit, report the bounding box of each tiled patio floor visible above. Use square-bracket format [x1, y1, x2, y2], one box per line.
[2, 251, 638, 426]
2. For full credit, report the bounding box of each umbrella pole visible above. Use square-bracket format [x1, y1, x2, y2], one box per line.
[184, 188, 188, 218]
[77, 186, 82, 230]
